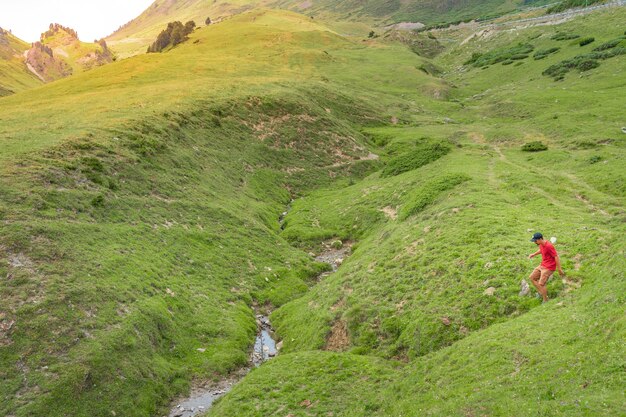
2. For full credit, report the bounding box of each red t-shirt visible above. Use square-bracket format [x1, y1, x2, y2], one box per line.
[540, 241, 558, 271]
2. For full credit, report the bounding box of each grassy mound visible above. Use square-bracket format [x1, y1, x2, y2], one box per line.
[381, 141, 451, 177]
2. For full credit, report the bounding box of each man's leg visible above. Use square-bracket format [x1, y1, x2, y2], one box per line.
[529, 267, 542, 293]
[537, 268, 554, 302]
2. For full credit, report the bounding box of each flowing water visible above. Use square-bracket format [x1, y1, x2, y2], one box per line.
[167, 314, 277, 417]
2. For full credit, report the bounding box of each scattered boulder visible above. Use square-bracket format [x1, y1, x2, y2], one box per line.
[484, 287, 496, 296]
[519, 279, 530, 296]
[441, 317, 451, 326]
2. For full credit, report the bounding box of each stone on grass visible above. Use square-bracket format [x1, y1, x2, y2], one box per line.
[519, 279, 530, 296]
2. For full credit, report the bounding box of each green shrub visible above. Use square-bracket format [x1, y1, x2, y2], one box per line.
[465, 43, 534, 67]
[543, 47, 626, 80]
[593, 36, 626, 51]
[588, 155, 602, 164]
[577, 59, 600, 71]
[521, 141, 548, 152]
[533, 47, 560, 60]
[551, 33, 580, 41]
[579, 37, 595, 46]
[381, 142, 450, 177]
[91, 194, 105, 207]
[399, 174, 470, 220]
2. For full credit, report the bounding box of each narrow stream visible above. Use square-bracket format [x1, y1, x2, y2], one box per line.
[167, 207, 349, 417]
[168, 314, 277, 417]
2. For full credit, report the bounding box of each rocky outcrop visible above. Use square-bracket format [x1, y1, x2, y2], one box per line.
[25, 42, 73, 82]
[24, 25, 114, 82]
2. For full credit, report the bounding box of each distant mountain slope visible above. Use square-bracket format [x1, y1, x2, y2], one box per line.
[107, 0, 541, 57]
[25, 24, 114, 82]
[0, 28, 43, 95]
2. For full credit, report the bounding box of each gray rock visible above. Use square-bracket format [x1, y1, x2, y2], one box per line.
[484, 287, 496, 296]
[519, 279, 530, 296]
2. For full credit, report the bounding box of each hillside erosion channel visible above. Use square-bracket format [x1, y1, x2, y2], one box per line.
[167, 206, 352, 417]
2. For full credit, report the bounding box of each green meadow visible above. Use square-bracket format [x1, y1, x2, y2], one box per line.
[0, 5, 624, 417]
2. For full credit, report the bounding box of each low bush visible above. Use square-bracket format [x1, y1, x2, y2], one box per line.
[577, 59, 600, 71]
[579, 37, 595, 46]
[533, 47, 560, 60]
[381, 142, 450, 177]
[551, 32, 580, 41]
[465, 43, 534, 68]
[543, 46, 626, 80]
[521, 141, 548, 152]
[593, 36, 626, 51]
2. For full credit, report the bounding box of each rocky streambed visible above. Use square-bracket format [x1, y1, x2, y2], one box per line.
[167, 230, 351, 416]
[167, 313, 278, 417]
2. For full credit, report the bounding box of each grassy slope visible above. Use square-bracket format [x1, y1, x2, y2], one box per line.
[208, 7, 626, 417]
[0, 31, 43, 94]
[107, 0, 539, 58]
[0, 9, 448, 417]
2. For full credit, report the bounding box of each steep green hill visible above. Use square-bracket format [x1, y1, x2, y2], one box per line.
[0, 28, 43, 95]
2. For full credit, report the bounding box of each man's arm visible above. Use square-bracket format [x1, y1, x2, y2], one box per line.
[555, 255, 564, 276]
[528, 250, 541, 259]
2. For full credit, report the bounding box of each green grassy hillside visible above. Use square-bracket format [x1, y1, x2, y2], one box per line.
[0, 9, 446, 417]
[0, 29, 43, 95]
[107, 0, 544, 57]
[1, 5, 624, 417]
[208, 7, 626, 417]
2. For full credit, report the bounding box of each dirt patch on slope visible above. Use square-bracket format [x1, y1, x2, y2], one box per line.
[325, 319, 350, 352]
[380, 206, 398, 220]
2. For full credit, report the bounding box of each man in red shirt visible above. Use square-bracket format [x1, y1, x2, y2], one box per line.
[528, 232, 564, 302]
